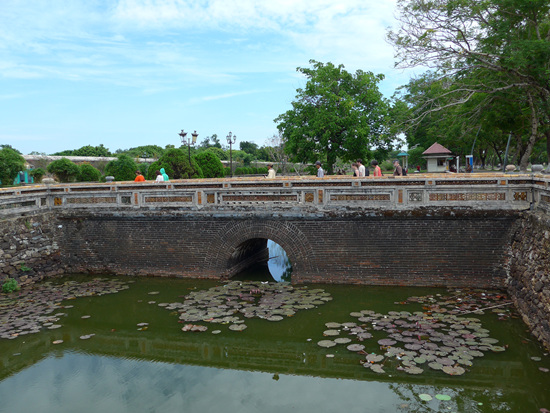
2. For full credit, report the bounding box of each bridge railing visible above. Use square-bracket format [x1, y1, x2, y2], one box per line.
[1, 174, 549, 217]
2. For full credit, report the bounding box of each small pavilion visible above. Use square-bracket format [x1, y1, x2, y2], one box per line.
[422, 143, 453, 173]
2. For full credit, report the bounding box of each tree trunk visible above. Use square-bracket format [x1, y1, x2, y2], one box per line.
[518, 93, 540, 172]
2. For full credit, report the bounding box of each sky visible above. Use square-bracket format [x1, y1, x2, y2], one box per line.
[0, 0, 416, 155]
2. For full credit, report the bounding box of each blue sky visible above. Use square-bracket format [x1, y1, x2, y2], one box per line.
[0, 0, 416, 155]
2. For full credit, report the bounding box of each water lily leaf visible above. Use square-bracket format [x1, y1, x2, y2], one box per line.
[347, 344, 365, 352]
[428, 362, 443, 370]
[366, 354, 384, 363]
[539, 367, 549, 373]
[325, 322, 341, 328]
[318, 340, 337, 348]
[334, 337, 352, 344]
[323, 329, 340, 336]
[52, 340, 63, 344]
[369, 364, 385, 374]
[404, 366, 423, 375]
[435, 394, 451, 401]
[531, 356, 542, 362]
[418, 394, 432, 401]
[442, 365, 466, 375]
[378, 338, 397, 346]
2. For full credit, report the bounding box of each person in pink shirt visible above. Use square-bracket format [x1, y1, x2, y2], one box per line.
[371, 160, 382, 177]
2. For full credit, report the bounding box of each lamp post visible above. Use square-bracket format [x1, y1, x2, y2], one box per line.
[226, 131, 237, 177]
[179, 129, 199, 166]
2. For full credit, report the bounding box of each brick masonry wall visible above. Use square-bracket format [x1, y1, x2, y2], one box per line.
[58, 211, 517, 288]
[0, 212, 66, 285]
[508, 212, 550, 350]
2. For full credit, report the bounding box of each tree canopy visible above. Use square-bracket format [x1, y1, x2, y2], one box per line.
[0, 147, 25, 185]
[147, 148, 203, 180]
[104, 155, 137, 181]
[275, 60, 392, 174]
[387, 0, 550, 170]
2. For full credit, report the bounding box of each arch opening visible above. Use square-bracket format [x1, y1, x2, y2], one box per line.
[231, 239, 292, 283]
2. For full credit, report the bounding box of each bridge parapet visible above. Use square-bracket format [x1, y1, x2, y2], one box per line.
[1, 174, 548, 217]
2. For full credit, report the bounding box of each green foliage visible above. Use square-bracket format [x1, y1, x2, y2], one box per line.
[380, 160, 394, 172]
[240, 141, 259, 156]
[20, 263, 31, 272]
[275, 60, 391, 174]
[204, 147, 228, 160]
[47, 158, 80, 182]
[0, 147, 25, 186]
[2, 278, 20, 293]
[52, 144, 111, 157]
[104, 155, 138, 181]
[116, 145, 165, 159]
[29, 168, 45, 183]
[146, 148, 203, 180]
[77, 164, 102, 182]
[194, 152, 225, 178]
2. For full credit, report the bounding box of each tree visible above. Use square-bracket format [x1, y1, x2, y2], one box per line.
[0, 147, 25, 185]
[47, 158, 80, 182]
[387, 0, 550, 170]
[275, 60, 391, 174]
[77, 164, 102, 182]
[240, 141, 259, 156]
[115, 145, 165, 159]
[194, 152, 225, 178]
[204, 147, 228, 160]
[104, 155, 137, 181]
[146, 148, 203, 180]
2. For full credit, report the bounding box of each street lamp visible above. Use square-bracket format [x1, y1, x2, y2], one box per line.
[226, 131, 237, 177]
[179, 129, 199, 166]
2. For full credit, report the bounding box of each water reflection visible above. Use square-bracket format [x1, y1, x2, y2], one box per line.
[0, 276, 548, 413]
[267, 240, 292, 282]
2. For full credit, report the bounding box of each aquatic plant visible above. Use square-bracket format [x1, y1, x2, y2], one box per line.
[2, 278, 20, 293]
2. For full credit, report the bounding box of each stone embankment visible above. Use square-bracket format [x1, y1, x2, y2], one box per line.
[508, 212, 550, 350]
[0, 212, 65, 285]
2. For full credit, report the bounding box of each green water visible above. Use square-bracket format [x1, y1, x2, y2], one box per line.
[0, 274, 549, 413]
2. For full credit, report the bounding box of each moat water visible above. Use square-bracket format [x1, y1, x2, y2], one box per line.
[0, 243, 548, 413]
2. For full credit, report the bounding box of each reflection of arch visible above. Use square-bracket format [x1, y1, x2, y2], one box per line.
[203, 220, 316, 279]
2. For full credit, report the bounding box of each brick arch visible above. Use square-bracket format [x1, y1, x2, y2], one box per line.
[203, 220, 316, 278]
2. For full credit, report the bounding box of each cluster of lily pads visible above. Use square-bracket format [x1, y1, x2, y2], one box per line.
[0, 278, 131, 340]
[159, 281, 332, 333]
[317, 290, 510, 376]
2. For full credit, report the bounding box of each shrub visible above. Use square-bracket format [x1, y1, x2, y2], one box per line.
[146, 148, 203, 180]
[47, 158, 80, 182]
[0, 147, 25, 186]
[2, 278, 20, 293]
[194, 152, 225, 178]
[104, 155, 137, 181]
[77, 164, 102, 182]
[29, 168, 46, 183]
[204, 147, 228, 160]
[380, 160, 394, 172]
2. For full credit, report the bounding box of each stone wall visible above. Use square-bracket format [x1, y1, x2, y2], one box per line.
[0, 212, 65, 286]
[58, 209, 517, 288]
[508, 212, 550, 350]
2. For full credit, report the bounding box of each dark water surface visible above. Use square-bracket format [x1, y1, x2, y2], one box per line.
[0, 271, 549, 413]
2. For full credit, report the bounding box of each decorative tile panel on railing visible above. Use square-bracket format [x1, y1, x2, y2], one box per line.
[329, 193, 391, 202]
[145, 195, 193, 203]
[67, 197, 117, 204]
[429, 192, 506, 201]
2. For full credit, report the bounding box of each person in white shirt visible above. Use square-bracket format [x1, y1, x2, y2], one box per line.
[315, 161, 324, 177]
[266, 163, 276, 178]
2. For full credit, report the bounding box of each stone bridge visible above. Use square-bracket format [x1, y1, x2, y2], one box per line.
[1, 174, 549, 288]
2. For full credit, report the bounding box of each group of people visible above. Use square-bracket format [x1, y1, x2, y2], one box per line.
[350, 159, 383, 177]
[134, 168, 169, 182]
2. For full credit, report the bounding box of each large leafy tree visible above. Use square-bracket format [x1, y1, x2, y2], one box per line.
[0, 146, 25, 185]
[387, 0, 550, 170]
[275, 60, 391, 174]
[194, 152, 225, 178]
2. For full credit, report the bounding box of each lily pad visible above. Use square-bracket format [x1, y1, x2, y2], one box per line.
[419, 394, 433, 401]
[366, 354, 384, 363]
[404, 366, 423, 375]
[347, 344, 365, 352]
[442, 365, 466, 375]
[378, 338, 397, 346]
[318, 340, 337, 348]
[323, 329, 340, 336]
[435, 394, 452, 401]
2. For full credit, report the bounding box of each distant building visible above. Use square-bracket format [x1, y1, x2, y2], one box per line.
[422, 143, 453, 173]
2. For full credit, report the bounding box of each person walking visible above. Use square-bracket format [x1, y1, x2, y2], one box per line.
[351, 162, 359, 177]
[155, 170, 164, 182]
[357, 159, 366, 177]
[393, 160, 403, 176]
[371, 160, 382, 177]
[160, 168, 169, 181]
[315, 161, 324, 178]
